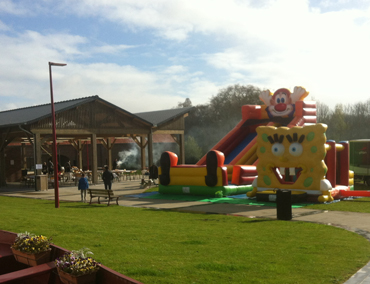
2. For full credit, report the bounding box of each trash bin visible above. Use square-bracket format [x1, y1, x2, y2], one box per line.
[36, 175, 48, 191]
[276, 189, 292, 220]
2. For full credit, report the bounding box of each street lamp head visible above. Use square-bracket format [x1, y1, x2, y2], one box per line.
[49, 62, 67, 67]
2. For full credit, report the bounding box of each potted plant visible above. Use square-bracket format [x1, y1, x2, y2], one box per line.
[11, 231, 52, 266]
[55, 247, 101, 284]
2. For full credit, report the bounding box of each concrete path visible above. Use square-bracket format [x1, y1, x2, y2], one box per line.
[1, 180, 369, 283]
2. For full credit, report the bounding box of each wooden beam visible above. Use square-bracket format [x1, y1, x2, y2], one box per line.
[31, 128, 152, 135]
[100, 138, 116, 149]
[41, 145, 52, 156]
[153, 130, 185, 135]
[131, 135, 142, 147]
[171, 134, 180, 146]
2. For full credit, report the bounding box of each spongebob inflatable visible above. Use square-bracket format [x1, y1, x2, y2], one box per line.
[247, 124, 334, 203]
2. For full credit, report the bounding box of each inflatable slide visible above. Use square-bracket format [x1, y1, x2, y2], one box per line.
[158, 87, 318, 197]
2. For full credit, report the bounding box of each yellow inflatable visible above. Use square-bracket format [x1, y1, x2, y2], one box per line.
[247, 124, 334, 202]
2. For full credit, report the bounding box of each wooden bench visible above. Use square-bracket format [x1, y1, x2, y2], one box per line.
[88, 189, 119, 206]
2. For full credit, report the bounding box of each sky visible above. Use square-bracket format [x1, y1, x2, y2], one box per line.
[1, 0, 370, 113]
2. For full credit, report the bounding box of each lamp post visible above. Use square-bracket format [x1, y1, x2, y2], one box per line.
[49, 61, 66, 208]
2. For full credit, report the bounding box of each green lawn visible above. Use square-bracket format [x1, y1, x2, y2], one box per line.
[306, 196, 370, 212]
[1, 196, 370, 284]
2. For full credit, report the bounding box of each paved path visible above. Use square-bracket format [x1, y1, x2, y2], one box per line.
[1, 181, 369, 283]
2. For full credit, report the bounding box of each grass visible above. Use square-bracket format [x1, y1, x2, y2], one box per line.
[1, 196, 370, 283]
[307, 196, 370, 212]
[144, 186, 159, 193]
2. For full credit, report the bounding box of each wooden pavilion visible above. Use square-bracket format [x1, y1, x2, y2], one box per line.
[0, 96, 192, 186]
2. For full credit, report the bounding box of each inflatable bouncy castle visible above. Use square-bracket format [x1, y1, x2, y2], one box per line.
[158, 86, 355, 203]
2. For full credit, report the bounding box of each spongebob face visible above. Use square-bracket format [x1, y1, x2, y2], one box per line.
[256, 124, 328, 192]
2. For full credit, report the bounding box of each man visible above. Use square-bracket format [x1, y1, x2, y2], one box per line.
[102, 165, 114, 190]
[48, 159, 54, 175]
[65, 160, 72, 181]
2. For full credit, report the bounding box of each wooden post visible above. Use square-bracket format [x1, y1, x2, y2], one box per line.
[179, 133, 185, 165]
[21, 142, 27, 170]
[91, 134, 98, 184]
[34, 133, 42, 175]
[108, 138, 112, 170]
[148, 132, 153, 167]
[0, 146, 6, 187]
[78, 140, 83, 170]
[140, 136, 146, 170]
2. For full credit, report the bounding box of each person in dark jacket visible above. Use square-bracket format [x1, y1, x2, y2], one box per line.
[48, 159, 54, 175]
[78, 173, 89, 202]
[42, 162, 48, 175]
[113, 159, 118, 170]
[102, 165, 114, 190]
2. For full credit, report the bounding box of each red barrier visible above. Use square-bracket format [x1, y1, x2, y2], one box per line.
[339, 190, 370, 197]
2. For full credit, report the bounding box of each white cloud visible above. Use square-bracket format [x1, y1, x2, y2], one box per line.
[0, 29, 218, 112]
[0, 20, 10, 31]
[89, 44, 133, 54]
[0, 0, 32, 15]
[195, 1, 370, 108]
[2, 0, 370, 112]
[50, 0, 370, 108]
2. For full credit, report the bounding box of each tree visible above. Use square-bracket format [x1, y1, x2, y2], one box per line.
[327, 104, 347, 141]
[184, 136, 203, 164]
[208, 84, 261, 126]
[182, 84, 262, 154]
[316, 100, 331, 125]
[177, 98, 192, 108]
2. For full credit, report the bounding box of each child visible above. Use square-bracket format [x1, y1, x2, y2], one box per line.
[78, 173, 89, 202]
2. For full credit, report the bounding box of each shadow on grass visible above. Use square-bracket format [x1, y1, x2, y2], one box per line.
[63, 204, 118, 209]
[239, 218, 276, 223]
[343, 199, 370, 203]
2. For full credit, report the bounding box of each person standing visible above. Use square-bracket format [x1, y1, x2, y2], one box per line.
[42, 162, 48, 175]
[78, 173, 89, 202]
[65, 160, 71, 181]
[48, 159, 54, 175]
[102, 165, 114, 190]
[113, 159, 118, 170]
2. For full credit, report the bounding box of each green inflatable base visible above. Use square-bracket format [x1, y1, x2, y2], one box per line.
[158, 184, 253, 197]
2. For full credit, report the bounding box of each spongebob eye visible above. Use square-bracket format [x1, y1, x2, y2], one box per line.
[289, 143, 303, 156]
[271, 143, 285, 156]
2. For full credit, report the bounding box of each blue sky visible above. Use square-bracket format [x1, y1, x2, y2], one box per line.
[1, 0, 370, 113]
